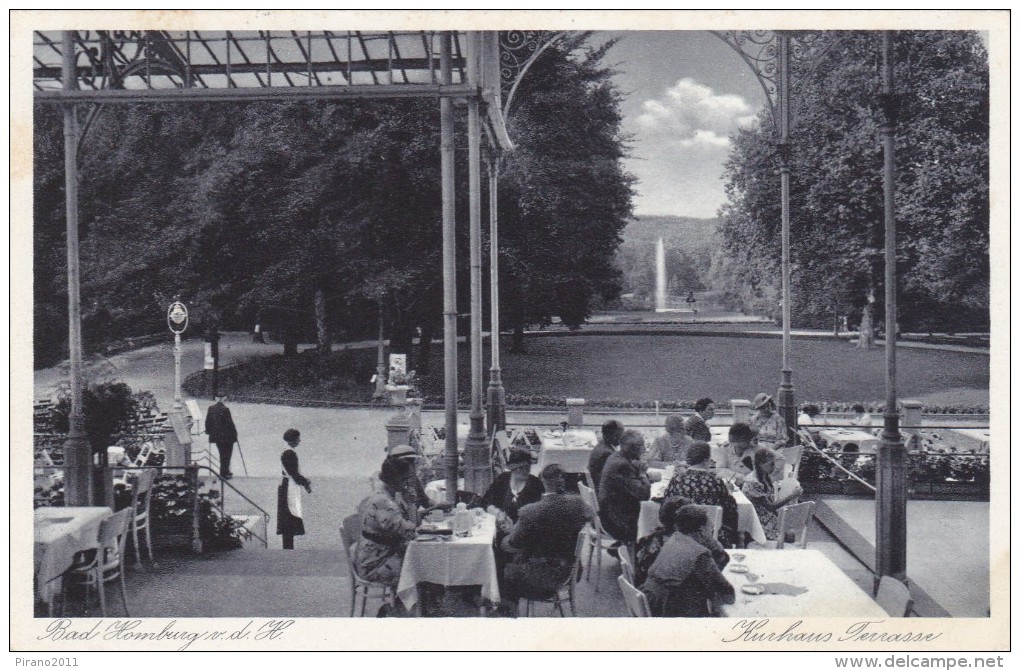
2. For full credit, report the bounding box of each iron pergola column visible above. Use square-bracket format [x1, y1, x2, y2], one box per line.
[464, 33, 491, 494]
[875, 29, 907, 585]
[439, 32, 459, 503]
[485, 153, 506, 434]
[61, 30, 92, 507]
[775, 31, 797, 435]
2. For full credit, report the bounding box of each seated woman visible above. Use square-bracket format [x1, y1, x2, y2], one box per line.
[642, 505, 735, 617]
[355, 458, 419, 589]
[480, 449, 544, 523]
[711, 422, 757, 485]
[646, 415, 691, 468]
[662, 441, 740, 548]
[741, 447, 804, 542]
[750, 393, 789, 450]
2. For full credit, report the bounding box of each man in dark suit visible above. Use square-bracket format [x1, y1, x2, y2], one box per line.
[500, 464, 594, 610]
[587, 419, 624, 490]
[597, 429, 652, 545]
[204, 395, 238, 479]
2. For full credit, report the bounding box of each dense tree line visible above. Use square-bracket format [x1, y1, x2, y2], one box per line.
[713, 31, 989, 336]
[33, 34, 634, 369]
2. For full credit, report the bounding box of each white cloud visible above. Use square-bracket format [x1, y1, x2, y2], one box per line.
[636, 77, 756, 146]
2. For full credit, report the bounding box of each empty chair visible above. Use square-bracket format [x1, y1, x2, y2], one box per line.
[129, 469, 156, 564]
[778, 443, 804, 479]
[617, 543, 636, 586]
[774, 501, 816, 549]
[577, 482, 617, 592]
[703, 505, 723, 541]
[67, 508, 133, 617]
[520, 529, 586, 617]
[618, 575, 651, 617]
[339, 513, 395, 617]
[876, 575, 913, 617]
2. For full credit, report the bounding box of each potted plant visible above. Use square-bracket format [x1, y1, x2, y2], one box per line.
[386, 370, 418, 406]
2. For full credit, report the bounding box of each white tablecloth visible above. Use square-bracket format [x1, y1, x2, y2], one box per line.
[639, 482, 766, 544]
[944, 428, 990, 453]
[719, 549, 887, 617]
[396, 513, 500, 610]
[818, 428, 880, 453]
[534, 429, 598, 474]
[34, 506, 112, 605]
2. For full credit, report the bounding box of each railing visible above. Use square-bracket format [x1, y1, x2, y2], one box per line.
[32, 462, 271, 550]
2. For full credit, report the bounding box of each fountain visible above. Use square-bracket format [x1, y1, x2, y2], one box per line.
[655, 237, 667, 312]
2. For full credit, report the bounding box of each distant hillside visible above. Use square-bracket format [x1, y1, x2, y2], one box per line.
[621, 215, 720, 251]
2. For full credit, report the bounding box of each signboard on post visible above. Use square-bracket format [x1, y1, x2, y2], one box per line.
[167, 301, 189, 334]
[388, 353, 407, 382]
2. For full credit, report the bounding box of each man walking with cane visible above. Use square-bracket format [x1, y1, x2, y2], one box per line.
[205, 394, 238, 480]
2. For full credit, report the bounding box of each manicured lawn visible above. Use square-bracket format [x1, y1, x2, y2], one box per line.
[417, 334, 989, 407]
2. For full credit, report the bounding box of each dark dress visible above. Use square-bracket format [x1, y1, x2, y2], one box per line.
[683, 414, 712, 443]
[277, 447, 310, 538]
[480, 472, 544, 522]
[663, 468, 740, 548]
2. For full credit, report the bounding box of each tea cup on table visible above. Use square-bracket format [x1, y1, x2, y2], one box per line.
[428, 509, 445, 524]
[732, 552, 746, 563]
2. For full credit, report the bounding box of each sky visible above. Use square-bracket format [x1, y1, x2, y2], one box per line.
[592, 31, 769, 219]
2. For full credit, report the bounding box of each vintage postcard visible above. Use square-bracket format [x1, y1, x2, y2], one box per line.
[10, 9, 1009, 657]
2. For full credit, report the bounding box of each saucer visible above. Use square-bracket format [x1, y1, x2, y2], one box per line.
[729, 564, 749, 574]
[741, 584, 766, 595]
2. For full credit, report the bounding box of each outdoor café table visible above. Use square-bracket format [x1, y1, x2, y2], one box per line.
[719, 548, 887, 618]
[34, 506, 112, 607]
[533, 429, 599, 475]
[943, 428, 990, 454]
[396, 511, 500, 612]
[638, 476, 767, 544]
[817, 428, 880, 454]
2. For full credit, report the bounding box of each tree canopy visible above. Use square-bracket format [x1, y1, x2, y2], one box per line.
[33, 32, 635, 368]
[713, 30, 989, 334]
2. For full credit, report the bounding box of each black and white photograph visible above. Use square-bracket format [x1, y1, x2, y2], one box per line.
[12, 9, 1008, 657]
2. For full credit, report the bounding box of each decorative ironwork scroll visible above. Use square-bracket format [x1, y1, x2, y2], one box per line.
[710, 30, 840, 134]
[499, 30, 573, 116]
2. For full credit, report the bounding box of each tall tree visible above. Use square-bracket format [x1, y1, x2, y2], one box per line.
[499, 35, 635, 347]
[715, 31, 988, 338]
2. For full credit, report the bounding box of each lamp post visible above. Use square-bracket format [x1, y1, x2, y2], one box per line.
[485, 152, 506, 433]
[168, 299, 189, 412]
[774, 32, 797, 433]
[373, 306, 387, 400]
[464, 32, 492, 494]
[60, 30, 92, 507]
[875, 30, 907, 586]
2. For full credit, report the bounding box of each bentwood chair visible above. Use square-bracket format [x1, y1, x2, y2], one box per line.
[577, 482, 618, 593]
[876, 576, 914, 617]
[67, 508, 133, 617]
[520, 529, 586, 617]
[774, 501, 816, 549]
[618, 575, 652, 617]
[339, 513, 395, 617]
[703, 505, 724, 541]
[617, 544, 636, 586]
[129, 469, 156, 565]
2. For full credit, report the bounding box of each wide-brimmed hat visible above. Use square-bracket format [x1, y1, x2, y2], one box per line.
[753, 393, 773, 409]
[387, 444, 417, 459]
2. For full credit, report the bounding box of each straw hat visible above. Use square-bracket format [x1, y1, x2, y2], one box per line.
[752, 393, 773, 409]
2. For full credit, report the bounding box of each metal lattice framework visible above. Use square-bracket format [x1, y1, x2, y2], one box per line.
[711, 30, 841, 134]
[34, 30, 467, 94]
